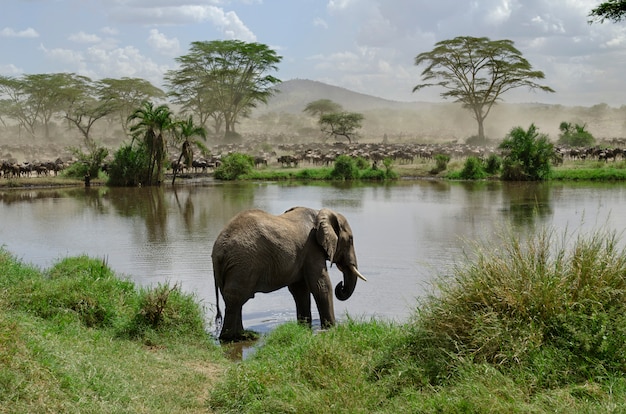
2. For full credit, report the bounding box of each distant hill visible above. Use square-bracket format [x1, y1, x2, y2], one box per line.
[255, 79, 427, 115]
[249, 79, 626, 141]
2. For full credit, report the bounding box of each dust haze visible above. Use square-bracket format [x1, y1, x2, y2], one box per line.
[1, 79, 625, 163]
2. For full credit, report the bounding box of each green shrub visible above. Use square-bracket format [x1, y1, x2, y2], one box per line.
[430, 153, 450, 174]
[64, 145, 109, 179]
[330, 155, 359, 180]
[499, 124, 554, 181]
[107, 143, 150, 186]
[484, 154, 502, 174]
[557, 122, 595, 147]
[460, 156, 487, 179]
[214, 152, 254, 180]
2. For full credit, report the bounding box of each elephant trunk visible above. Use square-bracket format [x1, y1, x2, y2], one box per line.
[335, 264, 366, 301]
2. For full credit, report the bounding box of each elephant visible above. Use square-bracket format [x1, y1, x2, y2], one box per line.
[212, 206, 366, 341]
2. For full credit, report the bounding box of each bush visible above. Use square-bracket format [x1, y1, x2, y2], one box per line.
[484, 154, 502, 174]
[557, 122, 595, 147]
[64, 145, 109, 179]
[107, 143, 150, 186]
[460, 156, 487, 179]
[499, 124, 554, 181]
[214, 152, 254, 180]
[430, 153, 450, 174]
[391, 227, 626, 387]
[330, 155, 360, 180]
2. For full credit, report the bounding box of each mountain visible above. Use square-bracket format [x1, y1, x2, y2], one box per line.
[256, 79, 426, 115]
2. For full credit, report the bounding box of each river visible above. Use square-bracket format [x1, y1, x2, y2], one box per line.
[1, 179, 625, 335]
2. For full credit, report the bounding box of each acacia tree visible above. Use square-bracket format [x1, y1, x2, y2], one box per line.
[303, 99, 343, 118]
[589, 0, 626, 23]
[0, 73, 74, 139]
[413, 36, 554, 142]
[165, 40, 282, 139]
[319, 112, 364, 144]
[98, 77, 165, 134]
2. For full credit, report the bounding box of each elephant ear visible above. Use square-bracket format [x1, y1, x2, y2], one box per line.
[316, 208, 339, 262]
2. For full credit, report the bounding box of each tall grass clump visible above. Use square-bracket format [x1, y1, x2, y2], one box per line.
[7, 255, 136, 328]
[390, 226, 626, 388]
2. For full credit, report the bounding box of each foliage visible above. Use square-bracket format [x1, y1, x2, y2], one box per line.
[499, 123, 554, 181]
[0, 73, 163, 142]
[107, 142, 150, 186]
[98, 77, 165, 134]
[413, 36, 554, 140]
[319, 112, 364, 144]
[557, 121, 596, 147]
[399, 227, 626, 386]
[165, 40, 282, 137]
[459, 156, 488, 179]
[303, 99, 343, 118]
[170, 115, 207, 184]
[127, 101, 173, 185]
[484, 153, 502, 174]
[330, 155, 360, 180]
[589, 0, 626, 23]
[64, 142, 109, 179]
[430, 153, 450, 174]
[214, 152, 255, 180]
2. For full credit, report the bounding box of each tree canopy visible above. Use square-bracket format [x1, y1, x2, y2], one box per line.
[589, 0, 626, 23]
[319, 112, 364, 144]
[303, 99, 343, 118]
[413, 36, 554, 142]
[165, 40, 282, 139]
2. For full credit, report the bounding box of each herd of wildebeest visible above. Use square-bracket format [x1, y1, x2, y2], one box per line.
[1, 139, 626, 179]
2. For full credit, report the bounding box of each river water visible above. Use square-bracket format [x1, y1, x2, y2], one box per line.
[1, 179, 625, 335]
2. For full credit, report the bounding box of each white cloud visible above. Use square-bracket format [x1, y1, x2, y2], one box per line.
[69, 31, 102, 44]
[0, 63, 22, 75]
[313, 18, 328, 29]
[0, 27, 39, 38]
[147, 29, 181, 56]
[101, 26, 119, 36]
[39, 44, 85, 67]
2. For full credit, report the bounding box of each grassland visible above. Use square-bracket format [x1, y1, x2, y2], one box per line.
[3, 224, 626, 412]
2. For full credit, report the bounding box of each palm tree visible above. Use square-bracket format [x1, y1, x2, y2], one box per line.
[128, 101, 173, 185]
[171, 115, 208, 184]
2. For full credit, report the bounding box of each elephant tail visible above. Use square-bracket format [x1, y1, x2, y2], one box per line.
[214, 272, 223, 334]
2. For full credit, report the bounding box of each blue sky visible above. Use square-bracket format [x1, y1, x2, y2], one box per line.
[1, 0, 624, 106]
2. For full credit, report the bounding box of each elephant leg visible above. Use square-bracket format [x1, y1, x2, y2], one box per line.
[310, 269, 335, 328]
[220, 301, 244, 341]
[288, 280, 312, 326]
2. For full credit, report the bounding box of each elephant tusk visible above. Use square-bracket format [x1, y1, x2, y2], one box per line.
[352, 265, 367, 282]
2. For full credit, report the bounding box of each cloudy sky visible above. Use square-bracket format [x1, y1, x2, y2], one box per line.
[1, 0, 624, 106]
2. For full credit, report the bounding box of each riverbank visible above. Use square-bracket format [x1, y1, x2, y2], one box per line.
[2, 225, 626, 412]
[2, 158, 625, 190]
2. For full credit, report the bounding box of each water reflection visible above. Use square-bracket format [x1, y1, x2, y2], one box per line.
[1, 180, 625, 335]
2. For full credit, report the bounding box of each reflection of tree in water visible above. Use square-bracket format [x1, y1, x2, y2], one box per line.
[105, 187, 168, 243]
[501, 182, 553, 227]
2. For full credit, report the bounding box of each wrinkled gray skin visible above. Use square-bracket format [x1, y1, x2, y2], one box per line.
[212, 206, 366, 341]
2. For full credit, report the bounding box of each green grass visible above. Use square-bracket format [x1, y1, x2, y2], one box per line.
[0, 250, 225, 413]
[5, 224, 626, 412]
[551, 164, 626, 180]
[209, 226, 626, 413]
